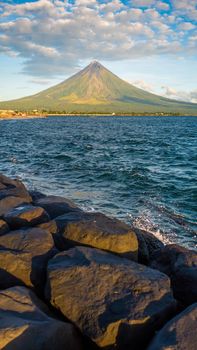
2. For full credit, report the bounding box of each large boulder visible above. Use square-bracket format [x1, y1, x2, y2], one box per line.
[0, 286, 83, 350]
[0, 173, 32, 217]
[133, 228, 164, 265]
[0, 228, 56, 292]
[0, 219, 9, 235]
[34, 195, 82, 219]
[151, 244, 197, 305]
[148, 303, 197, 350]
[45, 246, 176, 350]
[55, 211, 138, 260]
[4, 204, 50, 229]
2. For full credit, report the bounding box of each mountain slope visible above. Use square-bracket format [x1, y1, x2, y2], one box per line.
[1, 61, 197, 114]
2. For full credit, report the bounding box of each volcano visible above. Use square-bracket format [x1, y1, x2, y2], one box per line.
[1, 61, 197, 115]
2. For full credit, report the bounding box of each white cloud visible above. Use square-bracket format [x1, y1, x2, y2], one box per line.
[178, 22, 196, 31]
[132, 79, 154, 92]
[162, 86, 197, 102]
[0, 0, 196, 77]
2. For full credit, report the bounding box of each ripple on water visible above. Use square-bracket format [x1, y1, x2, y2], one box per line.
[0, 116, 196, 249]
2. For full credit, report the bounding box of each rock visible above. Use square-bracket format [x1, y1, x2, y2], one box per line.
[148, 303, 197, 350]
[4, 204, 50, 229]
[151, 244, 197, 305]
[0, 219, 9, 235]
[37, 220, 59, 236]
[0, 228, 56, 292]
[34, 195, 82, 219]
[29, 189, 46, 201]
[0, 286, 83, 350]
[0, 173, 32, 217]
[133, 228, 164, 265]
[45, 246, 176, 349]
[55, 211, 138, 260]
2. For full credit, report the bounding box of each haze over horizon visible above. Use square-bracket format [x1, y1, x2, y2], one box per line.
[0, 0, 197, 102]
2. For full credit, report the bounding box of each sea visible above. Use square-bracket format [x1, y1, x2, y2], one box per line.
[0, 116, 196, 249]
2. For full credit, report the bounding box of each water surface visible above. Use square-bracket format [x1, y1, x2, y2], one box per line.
[0, 116, 196, 248]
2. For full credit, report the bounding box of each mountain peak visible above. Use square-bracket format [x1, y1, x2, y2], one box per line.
[85, 60, 104, 73]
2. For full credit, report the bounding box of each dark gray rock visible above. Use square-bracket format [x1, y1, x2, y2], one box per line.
[0, 219, 9, 235]
[151, 244, 197, 305]
[0, 228, 56, 292]
[45, 246, 176, 349]
[148, 303, 197, 350]
[4, 204, 50, 229]
[0, 173, 32, 217]
[0, 286, 83, 350]
[55, 211, 138, 260]
[34, 195, 82, 219]
[29, 190, 46, 201]
[133, 227, 164, 264]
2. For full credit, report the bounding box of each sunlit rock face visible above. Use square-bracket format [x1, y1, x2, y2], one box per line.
[0, 228, 56, 292]
[46, 246, 176, 350]
[0, 286, 83, 350]
[55, 211, 138, 260]
[0, 173, 32, 218]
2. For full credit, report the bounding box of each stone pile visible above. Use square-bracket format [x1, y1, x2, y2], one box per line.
[0, 173, 196, 350]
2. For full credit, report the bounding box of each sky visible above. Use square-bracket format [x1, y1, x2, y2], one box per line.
[0, 0, 197, 102]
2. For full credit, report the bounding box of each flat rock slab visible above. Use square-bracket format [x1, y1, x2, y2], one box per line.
[0, 286, 83, 350]
[46, 246, 176, 350]
[0, 228, 56, 292]
[4, 204, 50, 229]
[34, 195, 82, 219]
[148, 303, 197, 350]
[0, 219, 9, 235]
[0, 173, 32, 217]
[55, 211, 138, 260]
[151, 244, 197, 305]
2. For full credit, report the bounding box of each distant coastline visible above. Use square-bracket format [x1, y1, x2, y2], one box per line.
[1, 110, 196, 119]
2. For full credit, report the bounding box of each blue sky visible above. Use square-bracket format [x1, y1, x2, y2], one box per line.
[0, 0, 197, 102]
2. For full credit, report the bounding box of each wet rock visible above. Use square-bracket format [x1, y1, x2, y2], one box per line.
[34, 195, 82, 219]
[148, 303, 197, 350]
[151, 244, 197, 305]
[46, 246, 176, 350]
[0, 173, 32, 217]
[55, 211, 138, 260]
[0, 219, 9, 235]
[133, 228, 164, 265]
[0, 228, 56, 292]
[0, 286, 83, 350]
[4, 204, 50, 229]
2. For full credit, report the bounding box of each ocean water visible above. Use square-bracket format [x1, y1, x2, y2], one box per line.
[0, 116, 196, 249]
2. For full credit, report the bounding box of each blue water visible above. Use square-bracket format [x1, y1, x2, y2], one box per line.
[0, 116, 196, 249]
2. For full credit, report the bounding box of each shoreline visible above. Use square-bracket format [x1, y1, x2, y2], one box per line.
[1, 113, 197, 120]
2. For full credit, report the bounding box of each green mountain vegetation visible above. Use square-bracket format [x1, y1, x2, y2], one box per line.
[1, 61, 197, 115]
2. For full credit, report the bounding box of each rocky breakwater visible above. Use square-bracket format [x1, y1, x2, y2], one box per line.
[0, 172, 196, 350]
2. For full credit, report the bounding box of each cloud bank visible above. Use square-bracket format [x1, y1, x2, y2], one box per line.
[0, 0, 196, 78]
